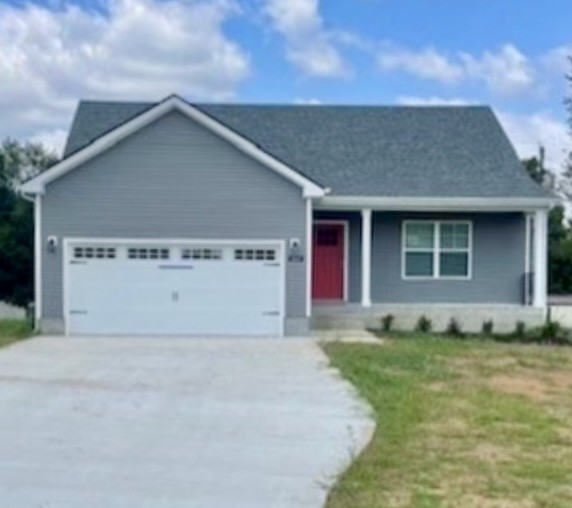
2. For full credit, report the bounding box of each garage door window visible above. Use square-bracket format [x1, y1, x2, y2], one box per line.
[128, 248, 170, 260]
[234, 249, 276, 261]
[182, 248, 223, 260]
[74, 247, 116, 259]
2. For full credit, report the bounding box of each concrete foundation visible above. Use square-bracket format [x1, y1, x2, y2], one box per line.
[312, 303, 546, 334]
[549, 306, 572, 329]
[38, 318, 65, 334]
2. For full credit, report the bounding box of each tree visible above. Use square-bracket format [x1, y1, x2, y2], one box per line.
[561, 57, 572, 200]
[523, 152, 547, 186]
[522, 151, 572, 293]
[0, 139, 58, 306]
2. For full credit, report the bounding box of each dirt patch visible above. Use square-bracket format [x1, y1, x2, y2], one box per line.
[545, 371, 572, 390]
[481, 357, 521, 369]
[556, 426, 572, 443]
[489, 368, 572, 402]
[426, 381, 449, 392]
[423, 417, 470, 436]
[456, 494, 535, 508]
[470, 442, 513, 464]
[385, 490, 412, 507]
[489, 375, 551, 402]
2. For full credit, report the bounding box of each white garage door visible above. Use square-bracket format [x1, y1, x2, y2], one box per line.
[65, 241, 284, 336]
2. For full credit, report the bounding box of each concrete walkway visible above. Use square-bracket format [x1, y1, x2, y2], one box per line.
[0, 337, 374, 508]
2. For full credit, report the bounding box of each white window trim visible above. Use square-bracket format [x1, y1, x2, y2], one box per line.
[313, 220, 350, 302]
[401, 220, 473, 281]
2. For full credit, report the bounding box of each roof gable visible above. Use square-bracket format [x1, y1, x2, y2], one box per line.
[20, 96, 325, 198]
[59, 99, 552, 202]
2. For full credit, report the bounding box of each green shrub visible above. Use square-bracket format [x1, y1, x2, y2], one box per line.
[482, 319, 494, 335]
[445, 318, 463, 337]
[381, 314, 395, 332]
[514, 321, 526, 338]
[541, 320, 561, 340]
[416, 315, 432, 333]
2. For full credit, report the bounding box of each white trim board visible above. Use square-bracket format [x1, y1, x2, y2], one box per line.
[312, 220, 350, 302]
[316, 196, 556, 212]
[20, 95, 325, 199]
[33, 195, 42, 328]
[62, 237, 285, 246]
[305, 198, 313, 317]
[62, 237, 287, 337]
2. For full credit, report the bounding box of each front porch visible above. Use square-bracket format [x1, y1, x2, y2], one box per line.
[306, 206, 549, 332]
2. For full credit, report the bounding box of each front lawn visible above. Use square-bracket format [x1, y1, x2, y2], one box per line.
[0, 319, 33, 348]
[324, 335, 572, 508]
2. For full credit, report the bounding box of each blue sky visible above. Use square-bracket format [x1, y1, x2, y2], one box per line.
[0, 0, 570, 168]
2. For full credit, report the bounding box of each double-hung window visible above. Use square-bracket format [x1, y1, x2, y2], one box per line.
[403, 221, 471, 279]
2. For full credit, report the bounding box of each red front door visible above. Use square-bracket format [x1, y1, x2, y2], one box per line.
[312, 223, 345, 300]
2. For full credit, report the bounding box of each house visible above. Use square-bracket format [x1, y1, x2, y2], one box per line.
[20, 95, 555, 336]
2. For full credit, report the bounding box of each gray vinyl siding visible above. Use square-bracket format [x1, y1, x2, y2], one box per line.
[42, 111, 307, 323]
[372, 212, 526, 304]
[314, 211, 526, 305]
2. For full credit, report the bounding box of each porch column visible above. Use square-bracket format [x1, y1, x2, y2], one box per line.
[533, 208, 548, 309]
[305, 198, 313, 317]
[361, 208, 372, 307]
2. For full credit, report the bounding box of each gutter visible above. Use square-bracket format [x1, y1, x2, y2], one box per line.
[314, 196, 558, 212]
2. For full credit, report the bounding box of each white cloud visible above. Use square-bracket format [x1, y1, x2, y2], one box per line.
[264, 0, 350, 78]
[541, 45, 572, 75]
[378, 44, 537, 96]
[396, 96, 473, 106]
[293, 97, 323, 105]
[496, 111, 570, 172]
[0, 0, 250, 153]
[460, 45, 536, 96]
[378, 46, 464, 84]
[30, 129, 68, 157]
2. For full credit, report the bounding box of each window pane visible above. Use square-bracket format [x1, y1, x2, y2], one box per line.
[440, 252, 468, 277]
[440, 224, 454, 248]
[405, 252, 434, 276]
[453, 224, 469, 248]
[406, 223, 434, 249]
[440, 223, 469, 249]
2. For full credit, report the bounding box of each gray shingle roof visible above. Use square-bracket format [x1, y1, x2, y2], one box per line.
[64, 100, 549, 199]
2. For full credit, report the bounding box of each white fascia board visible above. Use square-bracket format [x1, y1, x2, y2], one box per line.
[315, 196, 557, 212]
[19, 96, 325, 198]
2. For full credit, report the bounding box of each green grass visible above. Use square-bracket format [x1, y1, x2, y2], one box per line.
[323, 335, 572, 508]
[0, 319, 33, 348]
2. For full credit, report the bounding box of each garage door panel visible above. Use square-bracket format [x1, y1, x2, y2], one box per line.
[176, 311, 281, 336]
[66, 242, 284, 336]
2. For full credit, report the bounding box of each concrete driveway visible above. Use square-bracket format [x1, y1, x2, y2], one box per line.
[0, 337, 374, 508]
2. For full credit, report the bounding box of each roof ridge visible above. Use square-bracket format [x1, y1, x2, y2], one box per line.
[76, 99, 491, 110]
